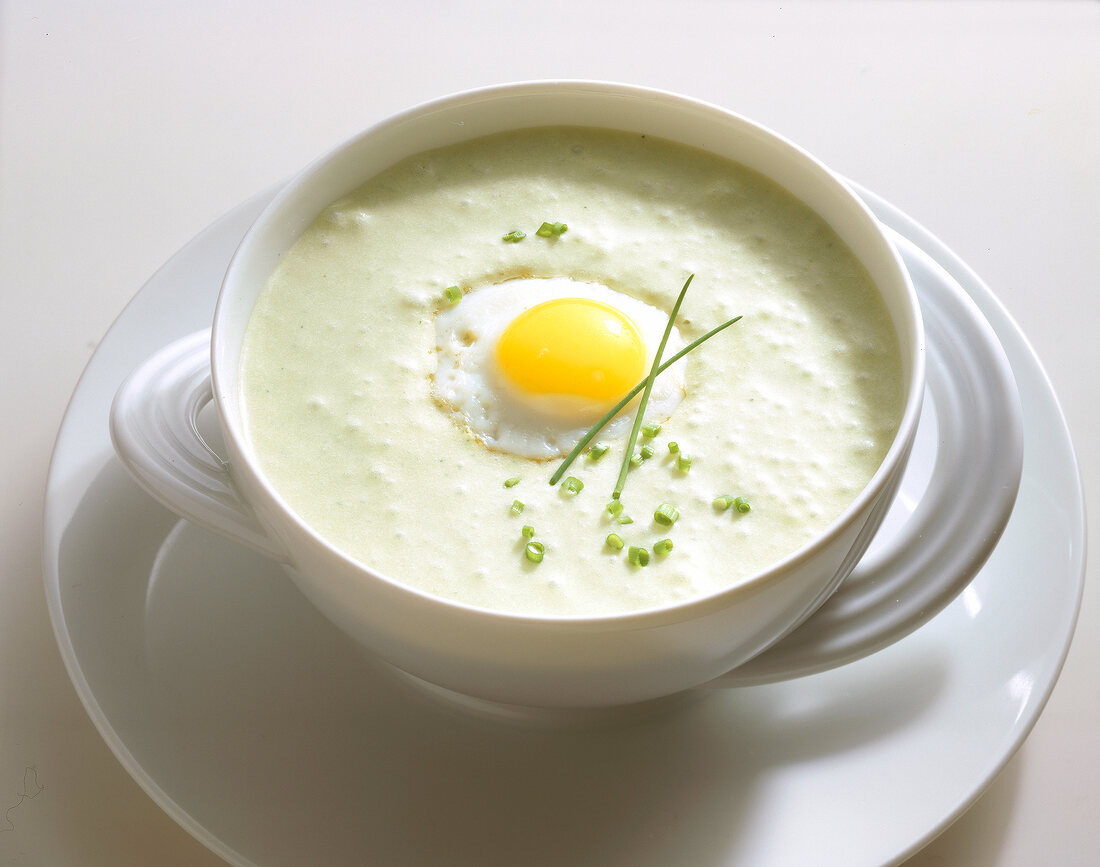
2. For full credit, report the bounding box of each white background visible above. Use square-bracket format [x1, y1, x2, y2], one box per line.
[1, 1, 1096, 864]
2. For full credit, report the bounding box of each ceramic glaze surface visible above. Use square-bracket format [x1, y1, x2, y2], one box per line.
[110, 84, 1021, 712]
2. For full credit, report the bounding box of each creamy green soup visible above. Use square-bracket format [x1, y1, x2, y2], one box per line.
[240, 127, 903, 616]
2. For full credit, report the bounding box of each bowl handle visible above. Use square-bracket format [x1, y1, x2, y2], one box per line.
[710, 228, 1024, 687]
[109, 329, 290, 563]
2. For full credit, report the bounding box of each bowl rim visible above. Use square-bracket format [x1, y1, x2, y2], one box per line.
[210, 78, 926, 629]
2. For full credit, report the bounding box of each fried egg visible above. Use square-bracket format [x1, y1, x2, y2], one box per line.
[432, 277, 686, 459]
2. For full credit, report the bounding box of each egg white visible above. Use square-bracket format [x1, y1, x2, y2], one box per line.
[431, 276, 686, 459]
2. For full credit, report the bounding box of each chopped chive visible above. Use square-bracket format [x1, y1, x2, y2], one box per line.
[536, 220, 568, 237]
[443, 285, 462, 305]
[525, 541, 545, 563]
[548, 309, 743, 487]
[629, 451, 644, 467]
[504, 476, 521, 488]
[628, 546, 650, 567]
[677, 454, 692, 473]
[510, 500, 524, 515]
[563, 476, 584, 494]
[640, 444, 655, 460]
[713, 494, 735, 511]
[587, 441, 610, 461]
[667, 441, 680, 454]
[522, 524, 535, 539]
[616, 514, 634, 525]
[734, 496, 752, 513]
[613, 275, 693, 500]
[606, 500, 623, 517]
[502, 230, 526, 243]
[641, 421, 662, 438]
[654, 538, 674, 556]
[606, 533, 625, 551]
[654, 503, 679, 526]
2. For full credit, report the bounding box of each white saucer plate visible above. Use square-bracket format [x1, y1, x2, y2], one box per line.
[43, 186, 1085, 867]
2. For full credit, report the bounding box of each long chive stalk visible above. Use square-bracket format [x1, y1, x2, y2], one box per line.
[548, 305, 742, 487]
[611, 275, 694, 499]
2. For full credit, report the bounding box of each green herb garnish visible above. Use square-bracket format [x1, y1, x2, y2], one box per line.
[548, 295, 741, 487]
[536, 221, 568, 237]
[640, 444, 655, 460]
[522, 524, 535, 539]
[733, 496, 751, 513]
[587, 441, 610, 461]
[654, 503, 679, 526]
[677, 453, 692, 473]
[641, 421, 662, 438]
[606, 533, 625, 551]
[616, 514, 634, 525]
[667, 441, 680, 454]
[525, 541, 545, 563]
[628, 546, 650, 567]
[612, 275, 693, 500]
[504, 476, 521, 488]
[563, 476, 584, 494]
[510, 499, 525, 515]
[654, 538, 674, 556]
[443, 285, 462, 305]
[502, 230, 526, 243]
[713, 494, 734, 511]
[606, 501, 623, 517]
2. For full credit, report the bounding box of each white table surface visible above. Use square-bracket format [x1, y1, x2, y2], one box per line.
[1, 2, 1095, 865]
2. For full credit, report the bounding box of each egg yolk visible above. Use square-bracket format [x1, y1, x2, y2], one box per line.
[495, 298, 646, 416]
